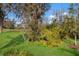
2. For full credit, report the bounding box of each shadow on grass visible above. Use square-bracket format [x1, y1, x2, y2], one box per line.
[1, 35, 24, 49]
[60, 48, 79, 56]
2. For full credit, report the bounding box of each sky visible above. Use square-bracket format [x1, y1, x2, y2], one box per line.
[45, 3, 70, 18]
[44, 3, 70, 24]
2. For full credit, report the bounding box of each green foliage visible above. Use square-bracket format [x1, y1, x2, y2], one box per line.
[41, 26, 61, 41]
[46, 40, 63, 47]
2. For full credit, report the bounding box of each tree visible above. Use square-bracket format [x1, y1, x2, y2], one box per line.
[24, 4, 50, 41]
[3, 3, 50, 41]
[68, 3, 78, 45]
[0, 4, 4, 33]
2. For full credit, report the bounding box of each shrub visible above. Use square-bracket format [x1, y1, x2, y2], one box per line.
[47, 40, 63, 47]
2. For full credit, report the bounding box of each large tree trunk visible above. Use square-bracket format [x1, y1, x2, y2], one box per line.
[0, 6, 4, 33]
[74, 34, 77, 45]
[0, 25, 2, 33]
[0, 18, 3, 33]
[74, 17, 77, 45]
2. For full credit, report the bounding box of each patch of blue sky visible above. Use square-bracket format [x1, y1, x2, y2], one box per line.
[7, 12, 16, 20]
[45, 3, 70, 17]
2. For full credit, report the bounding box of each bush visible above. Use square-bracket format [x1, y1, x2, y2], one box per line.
[47, 40, 63, 47]
[38, 39, 63, 48]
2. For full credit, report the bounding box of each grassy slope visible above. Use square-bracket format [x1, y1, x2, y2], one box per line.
[0, 32, 79, 56]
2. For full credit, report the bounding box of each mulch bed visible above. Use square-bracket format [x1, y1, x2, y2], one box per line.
[69, 44, 79, 49]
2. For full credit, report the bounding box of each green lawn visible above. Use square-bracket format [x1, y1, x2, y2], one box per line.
[0, 31, 79, 56]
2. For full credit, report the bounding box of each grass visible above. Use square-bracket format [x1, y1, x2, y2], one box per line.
[0, 31, 79, 56]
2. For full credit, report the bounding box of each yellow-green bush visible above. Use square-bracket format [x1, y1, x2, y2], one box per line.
[47, 40, 63, 47]
[41, 27, 61, 40]
[40, 27, 63, 47]
[38, 39, 63, 47]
